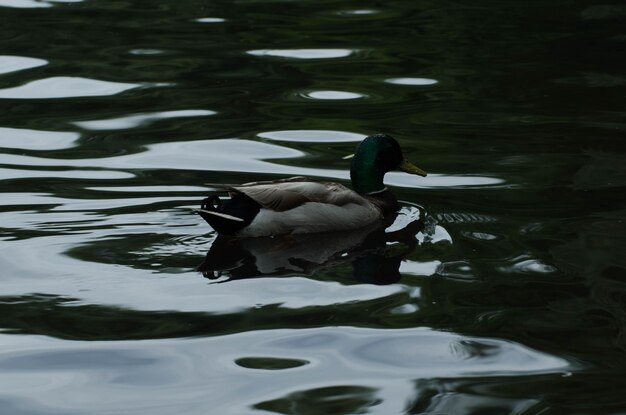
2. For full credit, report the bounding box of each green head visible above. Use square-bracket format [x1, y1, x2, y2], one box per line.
[350, 134, 427, 194]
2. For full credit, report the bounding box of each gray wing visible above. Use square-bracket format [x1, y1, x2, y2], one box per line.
[234, 181, 368, 212]
[205, 176, 311, 189]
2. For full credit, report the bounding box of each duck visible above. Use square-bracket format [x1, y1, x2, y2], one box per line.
[196, 133, 427, 237]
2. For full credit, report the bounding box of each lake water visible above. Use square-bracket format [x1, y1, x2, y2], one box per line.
[1, 0, 626, 413]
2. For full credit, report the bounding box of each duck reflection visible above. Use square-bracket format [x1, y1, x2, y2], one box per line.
[198, 205, 432, 285]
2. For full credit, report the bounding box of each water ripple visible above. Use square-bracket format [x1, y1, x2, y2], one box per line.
[348, 329, 567, 373]
[500, 256, 558, 275]
[258, 130, 365, 142]
[0, 0, 50, 8]
[0, 327, 570, 414]
[0, 2, 619, 413]
[399, 260, 441, 276]
[385, 77, 439, 86]
[247, 48, 355, 59]
[0, 56, 47, 75]
[86, 185, 208, 193]
[0, 139, 505, 189]
[72, 109, 216, 131]
[336, 9, 380, 16]
[195, 17, 226, 23]
[0, 127, 79, 150]
[128, 48, 164, 56]
[391, 173, 505, 188]
[0, 168, 133, 181]
[0, 77, 142, 99]
[0, 228, 401, 310]
[235, 357, 308, 370]
[301, 90, 365, 100]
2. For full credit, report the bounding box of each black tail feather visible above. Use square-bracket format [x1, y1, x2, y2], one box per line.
[201, 195, 222, 211]
[196, 193, 261, 235]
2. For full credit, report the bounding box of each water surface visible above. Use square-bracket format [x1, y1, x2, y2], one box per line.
[1, 0, 626, 414]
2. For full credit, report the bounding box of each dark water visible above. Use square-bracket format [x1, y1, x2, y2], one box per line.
[1, 0, 626, 413]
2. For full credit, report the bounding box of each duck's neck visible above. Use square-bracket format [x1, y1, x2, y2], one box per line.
[350, 158, 386, 195]
[365, 188, 399, 215]
[350, 157, 400, 215]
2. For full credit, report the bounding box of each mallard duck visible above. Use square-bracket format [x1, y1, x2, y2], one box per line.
[196, 133, 427, 237]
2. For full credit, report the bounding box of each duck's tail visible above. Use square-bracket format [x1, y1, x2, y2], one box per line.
[196, 194, 262, 234]
[196, 196, 246, 234]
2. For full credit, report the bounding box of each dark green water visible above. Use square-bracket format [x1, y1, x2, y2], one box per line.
[1, 0, 626, 413]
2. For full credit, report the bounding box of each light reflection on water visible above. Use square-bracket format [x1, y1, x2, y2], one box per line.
[0, 55, 48, 74]
[385, 77, 439, 86]
[247, 49, 356, 59]
[1, 0, 625, 413]
[300, 90, 365, 100]
[0, 127, 79, 150]
[72, 109, 216, 130]
[0, 328, 568, 414]
[0, 77, 142, 99]
[257, 129, 365, 142]
[1, 138, 504, 188]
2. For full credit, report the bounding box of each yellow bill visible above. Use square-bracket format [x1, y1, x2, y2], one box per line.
[399, 159, 427, 177]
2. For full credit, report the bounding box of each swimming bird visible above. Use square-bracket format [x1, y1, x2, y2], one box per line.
[196, 133, 427, 237]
